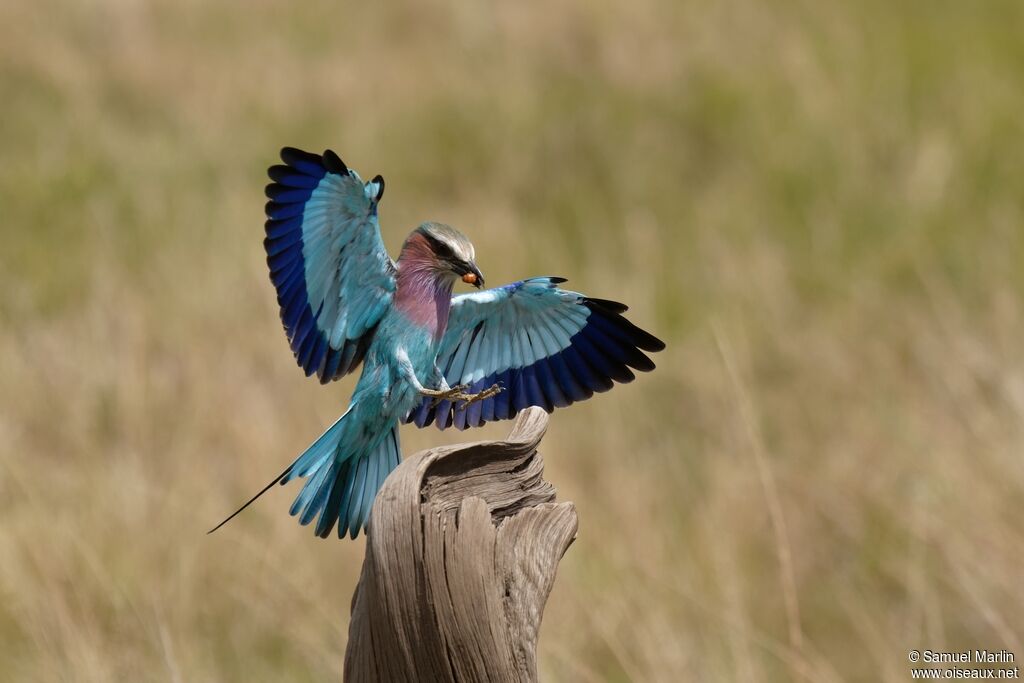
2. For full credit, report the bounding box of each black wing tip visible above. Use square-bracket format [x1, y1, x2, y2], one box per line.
[322, 149, 348, 174]
[280, 146, 318, 163]
[277, 146, 349, 176]
[586, 297, 629, 314]
[632, 326, 666, 352]
[267, 164, 290, 182]
[371, 174, 385, 200]
[584, 299, 666, 353]
[628, 353, 658, 372]
[627, 329, 665, 353]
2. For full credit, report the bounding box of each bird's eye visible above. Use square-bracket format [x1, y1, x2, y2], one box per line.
[428, 235, 454, 259]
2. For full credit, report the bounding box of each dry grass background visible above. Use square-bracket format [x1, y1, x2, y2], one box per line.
[3, 0, 1024, 680]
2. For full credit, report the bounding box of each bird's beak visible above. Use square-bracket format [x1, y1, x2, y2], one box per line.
[461, 265, 484, 288]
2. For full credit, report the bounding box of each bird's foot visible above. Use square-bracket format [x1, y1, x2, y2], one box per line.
[460, 383, 502, 407]
[421, 383, 503, 408]
[421, 383, 470, 408]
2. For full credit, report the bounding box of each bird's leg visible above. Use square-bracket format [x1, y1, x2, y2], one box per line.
[419, 361, 465, 407]
[431, 362, 452, 393]
[397, 347, 444, 398]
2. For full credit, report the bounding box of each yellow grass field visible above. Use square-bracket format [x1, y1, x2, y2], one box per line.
[3, 0, 1024, 680]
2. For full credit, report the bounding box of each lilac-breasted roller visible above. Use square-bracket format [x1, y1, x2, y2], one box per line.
[210, 147, 665, 539]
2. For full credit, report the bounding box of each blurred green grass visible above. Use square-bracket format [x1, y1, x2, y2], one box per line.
[3, 0, 1024, 680]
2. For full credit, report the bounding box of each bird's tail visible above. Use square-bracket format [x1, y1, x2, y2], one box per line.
[208, 407, 402, 539]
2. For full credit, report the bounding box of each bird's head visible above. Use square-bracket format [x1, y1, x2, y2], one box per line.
[403, 222, 484, 288]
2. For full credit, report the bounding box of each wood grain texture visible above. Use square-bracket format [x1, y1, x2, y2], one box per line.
[344, 408, 577, 682]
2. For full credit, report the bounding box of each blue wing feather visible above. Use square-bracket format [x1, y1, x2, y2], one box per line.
[266, 200, 305, 221]
[265, 216, 302, 240]
[549, 353, 591, 403]
[264, 147, 396, 383]
[268, 165, 321, 188]
[534, 358, 569, 408]
[494, 368, 513, 417]
[265, 230, 303, 257]
[573, 331, 634, 384]
[411, 277, 664, 430]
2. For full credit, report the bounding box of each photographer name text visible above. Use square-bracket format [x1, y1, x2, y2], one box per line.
[916, 651, 1015, 664]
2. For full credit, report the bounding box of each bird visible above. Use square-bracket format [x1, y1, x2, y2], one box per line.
[209, 146, 665, 540]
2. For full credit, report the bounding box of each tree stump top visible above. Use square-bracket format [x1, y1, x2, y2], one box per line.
[345, 408, 577, 682]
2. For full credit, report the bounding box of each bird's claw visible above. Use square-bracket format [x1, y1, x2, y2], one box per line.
[458, 383, 503, 407]
[422, 382, 503, 408]
[423, 383, 469, 408]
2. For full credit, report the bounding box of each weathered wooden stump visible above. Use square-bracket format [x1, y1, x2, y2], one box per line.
[344, 407, 577, 682]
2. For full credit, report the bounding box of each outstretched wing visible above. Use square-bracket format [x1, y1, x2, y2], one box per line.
[406, 277, 665, 430]
[264, 147, 396, 383]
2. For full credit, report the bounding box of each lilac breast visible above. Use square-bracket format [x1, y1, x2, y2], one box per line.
[394, 271, 453, 342]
